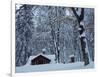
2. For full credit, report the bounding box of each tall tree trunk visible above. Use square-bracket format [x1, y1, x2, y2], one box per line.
[56, 7, 60, 63]
[71, 8, 89, 65]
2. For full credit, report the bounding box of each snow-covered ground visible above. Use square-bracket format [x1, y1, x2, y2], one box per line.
[16, 62, 94, 73]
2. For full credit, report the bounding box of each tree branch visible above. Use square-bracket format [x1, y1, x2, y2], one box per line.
[71, 7, 80, 21]
[71, 8, 84, 23]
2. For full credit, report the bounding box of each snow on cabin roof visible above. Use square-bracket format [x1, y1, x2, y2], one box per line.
[26, 53, 55, 65]
[69, 54, 75, 57]
[29, 53, 55, 60]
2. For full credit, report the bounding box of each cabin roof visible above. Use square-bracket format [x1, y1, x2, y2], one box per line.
[31, 55, 51, 62]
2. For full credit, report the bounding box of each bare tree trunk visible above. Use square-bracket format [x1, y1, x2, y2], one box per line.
[56, 7, 60, 63]
[71, 8, 89, 65]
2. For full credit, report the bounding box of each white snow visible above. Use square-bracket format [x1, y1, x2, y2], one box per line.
[80, 21, 85, 26]
[66, 9, 70, 16]
[69, 54, 75, 57]
[16, 4, 22, 10]
[16, 62, 94, 73]
[78, 27, 82, 30]
[79, 32, 85, 38]
[42, 48, 46, 52]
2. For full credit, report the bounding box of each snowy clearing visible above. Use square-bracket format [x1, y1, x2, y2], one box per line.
[16, 62, 94, 73]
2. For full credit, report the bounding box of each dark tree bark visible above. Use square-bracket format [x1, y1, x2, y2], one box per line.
[56, 7, 60, 63]
[71, 8, 89, 65]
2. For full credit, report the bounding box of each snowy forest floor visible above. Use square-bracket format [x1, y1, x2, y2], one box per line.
[16, 62, 94, 73]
